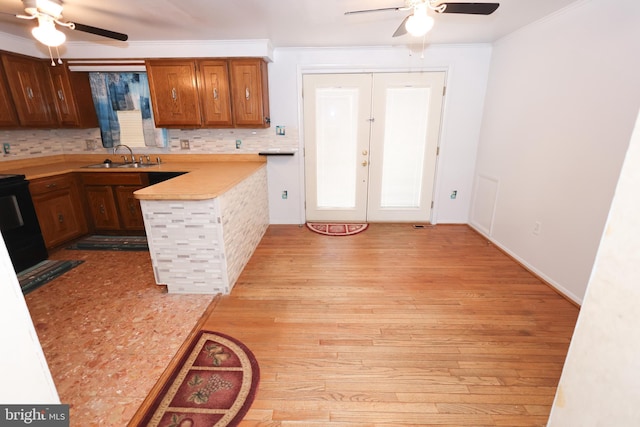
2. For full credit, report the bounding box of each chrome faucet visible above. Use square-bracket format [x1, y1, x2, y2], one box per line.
[113, 144, 133, 163]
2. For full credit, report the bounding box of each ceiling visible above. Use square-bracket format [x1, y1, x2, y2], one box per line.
[0, 0, 579, 48]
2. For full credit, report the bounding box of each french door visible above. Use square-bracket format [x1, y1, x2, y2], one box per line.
[303, 72, 445, 222]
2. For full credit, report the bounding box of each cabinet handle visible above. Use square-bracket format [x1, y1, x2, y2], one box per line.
[99, 204, 105, 215]
[58, 213, 64, 223]
[57, 89, 64, 101]
[129, 203, 136, 215]
[26, 87, 34, 99]
[245, 87, 250, 100]
[46, 183, 57, 189]
[213, 88, 218, 100]
[171, 88, 177, 101]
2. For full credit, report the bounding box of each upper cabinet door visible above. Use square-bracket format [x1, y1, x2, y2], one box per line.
[197, 60, 233, 127]
[1, 54, 57, 127]
[48, 64, 80, 127]
[229, 58, 270, 128]
[48, 67, 98, 128]
[0, 63, 19, 128]
[146, 60, 202, 127]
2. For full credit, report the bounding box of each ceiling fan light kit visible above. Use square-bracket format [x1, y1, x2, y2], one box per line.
[10, 0, 129, 51]
[345, 1, 500, 39]
[31, 14, 65, 47]
[405, 3, 434, 37]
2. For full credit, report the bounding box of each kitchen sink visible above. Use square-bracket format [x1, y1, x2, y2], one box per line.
[115, 162, 157, 168]
[82, 163, 124, 169]
[82, 162, 157, 169]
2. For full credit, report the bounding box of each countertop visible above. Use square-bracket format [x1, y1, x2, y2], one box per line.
[0, 154, 266, 201]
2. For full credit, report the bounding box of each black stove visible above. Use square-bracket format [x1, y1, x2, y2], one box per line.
[0, 173, 25, 183]
[0, 174, 48, 273]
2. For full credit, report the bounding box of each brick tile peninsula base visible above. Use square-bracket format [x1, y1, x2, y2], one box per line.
[137, 162, 268, 294]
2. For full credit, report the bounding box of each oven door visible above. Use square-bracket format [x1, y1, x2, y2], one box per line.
[0, 179, 48, 273]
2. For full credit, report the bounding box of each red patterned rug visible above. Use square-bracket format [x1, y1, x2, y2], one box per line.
[306, 223, 369, 236]
[137, 330, 259, 427]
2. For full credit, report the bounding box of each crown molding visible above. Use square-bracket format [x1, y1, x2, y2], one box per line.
[0, 33, 274, 62]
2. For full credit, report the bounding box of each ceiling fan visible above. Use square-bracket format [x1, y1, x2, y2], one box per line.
[345, 1, 500, 38]
[4, 0, 128, 47]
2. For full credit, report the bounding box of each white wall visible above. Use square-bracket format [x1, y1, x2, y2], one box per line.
[470, 0, 640, 303]
[267, 44, 492, 224]
[548, 108, 640, 426]
[0, 240, 60, 403]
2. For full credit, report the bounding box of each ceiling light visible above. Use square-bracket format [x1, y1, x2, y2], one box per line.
[405, 3, 434, 37]
[32, 15, 66, 47]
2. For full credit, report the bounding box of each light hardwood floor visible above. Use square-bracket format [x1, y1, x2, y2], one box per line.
[133, 223, 579, 426]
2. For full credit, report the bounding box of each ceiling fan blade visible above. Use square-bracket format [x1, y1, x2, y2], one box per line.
[438, 2, 500, 15]
[392, 15, 410, 38]
[345, 6, 403, 15]
[70, 22, 128, 41]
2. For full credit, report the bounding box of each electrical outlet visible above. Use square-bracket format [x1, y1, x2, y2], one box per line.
[533, 221, 542, 235]
[450, 190, 457, 199]
[235, 139, 242, 149]
[180, 139, 190, 150]
[282, 190, 288, 200]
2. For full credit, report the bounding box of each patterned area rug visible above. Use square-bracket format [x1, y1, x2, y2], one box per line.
[306, 223, 369, 236]
[138, 330, 260, 427]
[67, 235, 148, 251]
[18, 260, 84, 295]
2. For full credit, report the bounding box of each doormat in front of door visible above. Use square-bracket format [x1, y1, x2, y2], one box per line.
[306, 223, 369, 236]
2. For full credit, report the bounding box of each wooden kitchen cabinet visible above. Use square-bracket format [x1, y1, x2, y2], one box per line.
[81, 172, 149, 234]
[0, 61, 19, 127]
[48, 65, 98, 128]
[229, 58, 270, 128]
[146, 57, 269, 128]
[146, 59, 202, 127]
[115, 185, 146, 230]
[85, 185, 121, 231]
[1, 52, 57, 127]
[198, 60, 233, 127]
[30, 174, 88, 249]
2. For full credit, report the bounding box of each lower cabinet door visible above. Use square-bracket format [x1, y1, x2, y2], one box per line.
[33, 188, 87, 248]
[115, 185, 145, 230]
[85, 186, 120, 231]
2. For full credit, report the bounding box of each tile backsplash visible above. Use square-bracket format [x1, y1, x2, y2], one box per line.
[0, 127, 298, 162]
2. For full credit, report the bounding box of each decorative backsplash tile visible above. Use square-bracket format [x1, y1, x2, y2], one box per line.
[0, 127, 298, 162]
[140, 166, 268, 294]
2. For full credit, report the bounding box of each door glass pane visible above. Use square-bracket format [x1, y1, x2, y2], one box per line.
[316, 88, 359, 208]
[380, 87, 430, 208]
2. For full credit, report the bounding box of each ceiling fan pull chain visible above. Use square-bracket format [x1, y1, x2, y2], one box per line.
[47, 45, 55, 66]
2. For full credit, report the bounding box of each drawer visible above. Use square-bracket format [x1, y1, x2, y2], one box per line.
[81, 172, 147, 186]
[29, 174, 73, 195]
